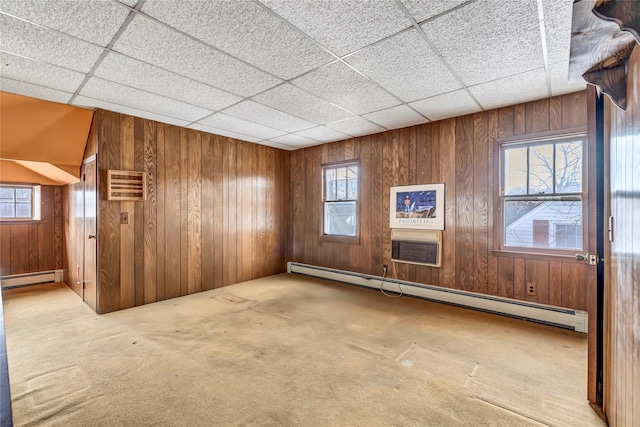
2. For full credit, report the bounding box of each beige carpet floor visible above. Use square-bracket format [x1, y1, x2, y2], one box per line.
[3, 274, 604, 426]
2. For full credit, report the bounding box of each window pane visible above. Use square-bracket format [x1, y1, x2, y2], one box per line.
[324, 201, 356, 236]
[504, 199, 582, 249]
[0, 203, 15, 218]
[325, 168, 336, 200]
[15, 203, 32, 218]
[555, 141, 582, 193]
[504, 147, 527, 195]
[347, 166, 358, 199]
[336, 167, 347, 200]
[0, 188, 15, 201]
[15, 188, 32, 202]
[529, 144, 553, 194]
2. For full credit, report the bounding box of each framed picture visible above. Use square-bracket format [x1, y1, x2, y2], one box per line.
[389, 183, 445, 230]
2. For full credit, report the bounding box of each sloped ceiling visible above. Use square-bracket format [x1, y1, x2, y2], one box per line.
[0, 91, 94, 185]
[0, 0, 586, 151]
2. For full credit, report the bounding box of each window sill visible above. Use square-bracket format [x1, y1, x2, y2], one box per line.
[319, 234, 360, 245]
[0, 219, 41, 224]
[491, 249, 579, 262]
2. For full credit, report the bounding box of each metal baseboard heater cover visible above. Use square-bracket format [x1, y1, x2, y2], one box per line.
[0, 270, 64, 289]
[287, 262, 587, 333]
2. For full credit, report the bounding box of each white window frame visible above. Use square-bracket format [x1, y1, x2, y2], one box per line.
[321, 160, 359, 242]
[0, 184, 41, 221]
[496, 133, 587, 255]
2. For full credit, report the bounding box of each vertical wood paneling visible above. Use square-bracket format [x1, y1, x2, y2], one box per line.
[201, 133, 214, 291]
[91, 110, 289, 313]
[53, 186, 63, 269]
[289, 93, 589, 312]
[134, 118, 145, 306]
[455, 115, 475, 291]
[473, 112, 488, 294]
[164, 125, 182, 300]
[143, 119, 157, 304]
[156, 123, 166, 301]
[9, 225, 29, 275]
[604, 45, 640, 426]
[120, 114, 135, 310]
[187, 130, 202, 294]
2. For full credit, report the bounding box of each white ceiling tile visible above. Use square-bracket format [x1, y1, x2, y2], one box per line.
[116, 0, 137, 7]
[326, 117, 385, 137]
[112, 14, 282, 97]
[252, 83, 353, 124]
[188, 123, 261, 143]
[94, 52, 241, 112]
[549, 61, 587, 96]
[0, 0, 130, 46]
[292, 62, 401, 115]
[1, 77, 72, 104]
[400, 0, 470, 23]
[260, 0, 410, 56]
[345, 29, 460, 102]
[469, 68, 549, 110]
[141, 0, 332, 80]
[197, 113, 286, 140]
[542, 0, 573, 65]
[409, 89, 480, 121]
[1, 51, 85, 92]
[422, 0, 543, 86]
[363, 105, 429, 130]
[223, 100, 316, 133]
[295, 126, 350, 143]
[0, 13, 104, 73]
[269, 134, 318, 148]
[72, 95, 190, 128]
[80, 77, 213, 122]
[257, 140, 296, 151]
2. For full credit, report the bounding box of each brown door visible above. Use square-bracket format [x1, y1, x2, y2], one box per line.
[83, 159, 97, 311]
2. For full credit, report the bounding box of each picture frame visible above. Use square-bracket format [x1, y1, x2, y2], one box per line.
[389, 183, 445, 230]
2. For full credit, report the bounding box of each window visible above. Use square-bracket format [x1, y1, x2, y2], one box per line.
[498, 134, 586, 252]
[0, 185, 41, 221]
[322, 161, 358, 238]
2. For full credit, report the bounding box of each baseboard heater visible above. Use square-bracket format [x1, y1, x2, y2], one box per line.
[287, 262, 587, 333]
[0, 270, 64, 289]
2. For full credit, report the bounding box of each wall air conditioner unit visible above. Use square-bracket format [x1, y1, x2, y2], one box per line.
[391, 229, 442, 267]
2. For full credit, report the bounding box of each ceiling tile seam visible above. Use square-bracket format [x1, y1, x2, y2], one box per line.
[73, 92, 189, 124]
[188, 109, 304, 138]
[394, 0, 485, 112]
[251, 0, 427, 121]
[69, 2, 144, 104]
[84, 75, 217, 117]
[186, 123, 267, 144]
[0, 7, 255, 103]
[125, 4, 289, 84]
[0, 75, 75, 97]
[536, 0, 553, 98]
[415, 0, 479, 27]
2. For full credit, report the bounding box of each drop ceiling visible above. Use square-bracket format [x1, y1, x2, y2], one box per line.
[0, 0, 586, 151]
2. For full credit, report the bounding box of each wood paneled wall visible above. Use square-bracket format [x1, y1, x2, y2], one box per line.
[290, 91, 591, 310]
[0, 186, 63, 276]
[62, 181, 84, 297]
[95, 110, 289, 314]
[603, 45, 640, 427]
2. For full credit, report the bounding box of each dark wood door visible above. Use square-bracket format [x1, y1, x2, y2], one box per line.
[83, 160, 97, 311]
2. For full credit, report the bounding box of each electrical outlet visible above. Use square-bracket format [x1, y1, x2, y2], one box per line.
[527, 283, 536, 296]
[383, 264, 388, 275]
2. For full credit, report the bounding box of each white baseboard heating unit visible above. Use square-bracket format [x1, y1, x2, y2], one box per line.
[287, 262, 587, 333]
[0, 270, 64, 289]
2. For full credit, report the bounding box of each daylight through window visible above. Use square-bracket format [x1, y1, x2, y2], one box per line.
[322, 161, 358, 238]
[500, 135, 586, 251]
[0, 185, 41, 220]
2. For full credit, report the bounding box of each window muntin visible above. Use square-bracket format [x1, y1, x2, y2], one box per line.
[322, 162, 358, 237]
[500, 136, 585, 252]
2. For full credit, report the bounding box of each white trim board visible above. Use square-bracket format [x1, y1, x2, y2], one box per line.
[287, 262, 587, 333]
